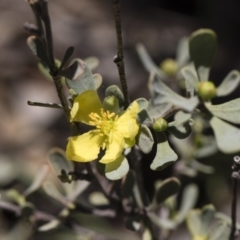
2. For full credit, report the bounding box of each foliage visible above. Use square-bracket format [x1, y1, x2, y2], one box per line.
[1, 0, 240, 239]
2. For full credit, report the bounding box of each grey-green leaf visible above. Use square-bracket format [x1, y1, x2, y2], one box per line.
[38, 219, 61, 232]
[59, 46, 74, 71]
[186, 210, 202, 237]
[65, 59, 96, 94]
[105, 156, 129, 180]
[136, 43, 166, 79]
[176, 37, 189, 68]
[201, 204, 216, 234]
[136, 98, 149, 111]
[210, 116, 240, 153]
[149, 72, 199, 112]
[174, 184, 198, 224]
[210, 222, 230, 240]
[181, 66, 198, 97]
[84, 56, 99, 71]
[150, 133, 178, 171]
[155, 177, 181, 205]
[217, 70, 240, 97]
[137, 109, 153, 125]
[48, 148, 74, 176]
[89, 192, 110, 206]
[137, 125, 154, 154]
[23, 164, 49, 197]
[27, 36, 51, 67]
[189, 29, 217, 80]
[105, 85, 125, 108]
[206, 98, 240, 124]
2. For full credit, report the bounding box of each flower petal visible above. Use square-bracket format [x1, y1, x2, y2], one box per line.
[115, 101, 140, 140]
[70, 90, 102, 124]
[66, 130, 105, 162]
[100, 132, 125, 164]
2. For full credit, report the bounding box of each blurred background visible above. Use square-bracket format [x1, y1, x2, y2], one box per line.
[1, 0, 240, 239]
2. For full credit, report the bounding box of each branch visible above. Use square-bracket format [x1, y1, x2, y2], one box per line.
[229, 156, 240, 240]
[112, 0, 129, 109]
[27, 101, 63, 109]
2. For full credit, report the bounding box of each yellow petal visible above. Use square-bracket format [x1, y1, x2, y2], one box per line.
[66, 130, 105, 162]
[115, 101, 140, 140]
[100, 132, 124, 164]
[70, 90, 102, 124]
[124, 138, 135, 148]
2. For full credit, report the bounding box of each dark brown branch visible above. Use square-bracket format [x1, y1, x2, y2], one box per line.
[27, 101, 63, 109]
[112, 0, 129, 109]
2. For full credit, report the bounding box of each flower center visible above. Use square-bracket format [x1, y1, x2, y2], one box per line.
[89, 108, 118, 136]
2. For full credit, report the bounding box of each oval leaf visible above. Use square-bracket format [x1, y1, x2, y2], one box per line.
[186, 210, 202, 237]
[206, 98, 240, 124]
[201, 204, 216, 234]
[150, 133, 178, 171]
[210, 117, 240, 153]
[65, 59, 96, 94]
[155, 177, 181, 205]
[136, 43, 166, 79]
[181, 66, 198, 97]
[105, 156, 129, 180]
[217, 70, 240, 97]
[48, 148, 74, 176]
[137, 125, 154, 154]
[189, 29, 217, 80]
[149, 72, 199, 112]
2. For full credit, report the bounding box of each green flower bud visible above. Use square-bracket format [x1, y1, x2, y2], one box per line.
[103, 96, 119, 113]
[197, 81, 217, 101]
[153, 118, 168, 132]
[160, 58, 178, 76]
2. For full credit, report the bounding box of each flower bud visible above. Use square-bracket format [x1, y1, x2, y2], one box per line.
[160, 58, 178, 76]
[197, 81, 217, 101]
[153, 118, 168, 132]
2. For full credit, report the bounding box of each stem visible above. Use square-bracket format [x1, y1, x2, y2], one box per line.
[112, 0, 129, 109]
[229, 156, 240, 240]
[27, 101, 63, 109]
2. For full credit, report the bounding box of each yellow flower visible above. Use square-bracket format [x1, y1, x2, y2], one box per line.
[66, 90, 140, 164]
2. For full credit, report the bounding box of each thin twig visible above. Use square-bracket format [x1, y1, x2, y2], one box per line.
[229, 156, 240, 240]
[27, 101, 63, 109]
[112, 0, 129, 109]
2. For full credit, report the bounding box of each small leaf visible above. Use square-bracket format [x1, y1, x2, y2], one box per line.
[38, 219, 61, 232]
[84, 56, 99, 71]
[150, 132, 178, 171]
[136, 98, 149, 111]
[89, 192, 109, 206]
[217, 70, 240, 97]
[137, 109, 153, 124]
[27, 36, 51, 67]
[155, 177, 181, 205]
[48, 148, 74, 176]
[105, 155, 129, 180]
[136, 43, 166, 79]
[147, 102, 172, 120]
[58, 61, 79, 79]
[67, 180, 90, 201]
[181, 66, 198, 97]
[176, 37, 189, 68]
[210, 116, 240, 153]
[190, 160, 215, 174]
[186, 210, 202, 237]
[201, 204, 216, 234]
[137, 125, 154, 154]
[168, 123, 192, 139]
[206, 98, 240, 124]
[174, 184, 198, 224]
[149, 72, 199, 112]
[125, 215, 142, 231]
[65, 59, 96, 94]
[43, 181, 75, 209]
[121, 170, 135, 199]
[189, 29, 217, 80]
[59, 46, 74, 71]
[147, 212, 176, 230]
[93, 73, 102, 89]
[210, 222, 230, 240]
[23, 164, 49, 197]
[105, 85, 125, 108]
